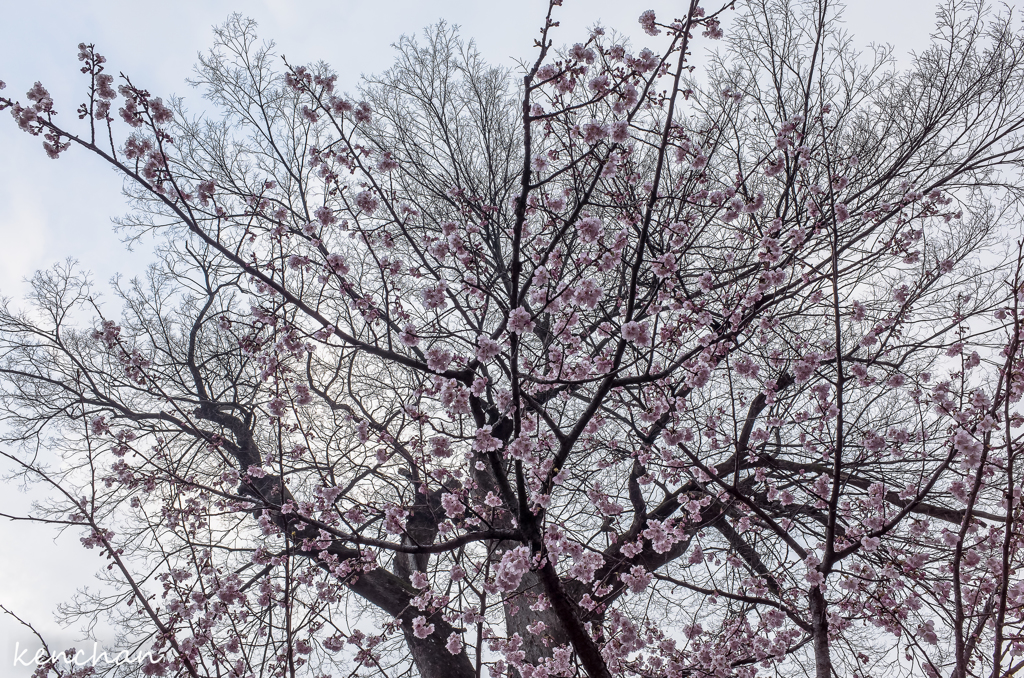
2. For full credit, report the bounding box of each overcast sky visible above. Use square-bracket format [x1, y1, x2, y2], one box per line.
[0, 0, 939, 672]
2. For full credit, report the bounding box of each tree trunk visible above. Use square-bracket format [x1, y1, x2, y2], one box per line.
[346, 566, 476, 678]
[809, 587, 832, 678]
[505, 570, 573, 663]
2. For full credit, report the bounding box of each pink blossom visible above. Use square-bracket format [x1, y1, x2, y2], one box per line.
[547, 192, 567, 212]
[582, 122, 608, 145]
[570, 43, 596, 64]
[569, 551, 604, 583]
[577, 216, 603, 243]
[643, 520, 677, 554]
[445, 633, 463, 655]
[733, 356, 760, 379]
[326, 253, 349, 275]
[792, 352, 821, 383]
[329, 97, 353, 115]
[399, 323, 419, 347]
[850, 300, 866, 320]
[383, 506, 408, 534]
[90, 416, 110, 436]
[268, 397, 287, 418]
[148, 97, 173, 125]
[495, 546, 532, 591]
[439, 379, 470, 414]
[702, 17, 724, 39]
[952, 429, 983, 468]
[698, 271, 714, 292]
[353, 102, 372, 123]
[862, 430, 886, 453]
[354, 191, 379, 214]
[526, 620, 547, 635]
[639, 10, 660, 36]
[651, 252, 677, 278]
[90, 319, 121, 349]
[917, 620, 938, 645]
[26, 81, 53, 112]
[588, 74, 610, 94]
[574, 278, 603, 308]
[765, 155, 786, 177]
[610, 120, 629, 143]
[620, 539, 643, 558]
[473, 425, 502, 452]
[621, 320, 651, 346]
[430, 436, 452, 457]
[314, 205, 336, 226]
[293, 383, 312, 405]
[377, 152, 399, 172]
[471, 377, 487, 397]
[94, 73, 116, 101]
[426, 346, 453, 372]
[536, 64, 558, 81]
[508, 307, 534, 334]
[441, 493, 465, 519]
[301, 105, 319, 122]
[423, 281, 448, 310]
[620, 565, 652, 593]
[743, 193, 765, 213]
[475, 335, 501, 362]
[411, 616, 435, 639]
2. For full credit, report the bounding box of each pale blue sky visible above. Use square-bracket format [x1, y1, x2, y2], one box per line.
[0, 0, 936, 672]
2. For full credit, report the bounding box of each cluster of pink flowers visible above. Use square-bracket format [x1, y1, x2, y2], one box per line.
[5, 3, 1024, 677]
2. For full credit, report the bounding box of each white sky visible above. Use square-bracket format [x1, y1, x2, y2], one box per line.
[0, 0, 937, 672]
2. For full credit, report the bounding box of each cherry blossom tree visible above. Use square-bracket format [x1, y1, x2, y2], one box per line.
[2, 1, 1024, 677]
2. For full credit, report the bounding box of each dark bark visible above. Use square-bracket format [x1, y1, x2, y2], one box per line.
[504, 570, 573, 664]
[195, 406, 476, 678]
[536, 558, 613, 678]
[809, 586, 831, 678]
[344, 567, 475, 678]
